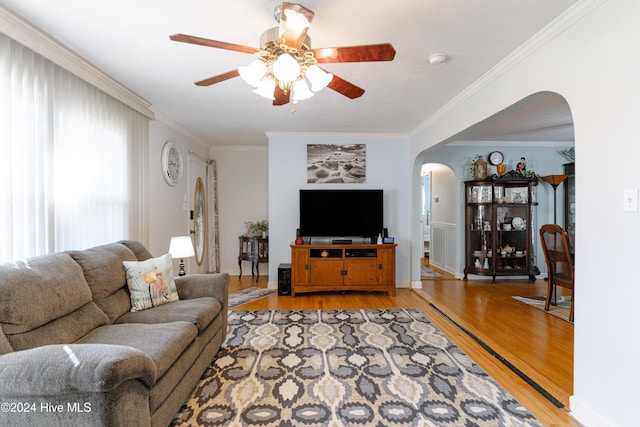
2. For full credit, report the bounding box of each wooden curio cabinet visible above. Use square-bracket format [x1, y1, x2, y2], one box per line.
[463, 179, 540, 282]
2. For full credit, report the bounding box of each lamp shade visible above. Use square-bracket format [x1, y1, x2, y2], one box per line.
[292, 79, 314, 101]
[169, 236, 195, 259]
[272, 53, 301, 84]
[239, 59, 267, 88]
[254, 77, 276, 100]
[541, 174, 568, 186]
[305, 65, 333, 92]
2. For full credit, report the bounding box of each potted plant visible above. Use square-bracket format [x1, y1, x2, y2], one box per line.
[244, 220, 268, 237]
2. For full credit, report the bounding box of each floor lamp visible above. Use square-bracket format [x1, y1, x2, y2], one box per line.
[541, 174, 568, 224]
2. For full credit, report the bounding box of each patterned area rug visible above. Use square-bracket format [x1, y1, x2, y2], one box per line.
[228, 287, 275, 308]
[171, 309, 541, 426]
[513, 295, 573, 323]
[421, 265, 442, 278]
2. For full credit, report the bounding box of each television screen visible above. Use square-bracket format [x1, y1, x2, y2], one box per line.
[299, 189, 383, 238]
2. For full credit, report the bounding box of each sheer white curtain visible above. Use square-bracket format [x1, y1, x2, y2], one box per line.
[0, 34, 148, 262]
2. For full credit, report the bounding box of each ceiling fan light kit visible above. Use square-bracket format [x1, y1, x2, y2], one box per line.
[170, 2, 396, 107]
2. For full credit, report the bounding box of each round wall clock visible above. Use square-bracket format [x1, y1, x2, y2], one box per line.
[161, 141, 183, 186]
[488, 151, 504, 166]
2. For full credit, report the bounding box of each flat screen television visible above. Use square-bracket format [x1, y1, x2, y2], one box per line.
[299, 189, 383, 238]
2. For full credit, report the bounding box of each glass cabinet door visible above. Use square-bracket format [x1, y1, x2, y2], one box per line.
[465, 182, 493, 274]
[466, 184, 493, 203]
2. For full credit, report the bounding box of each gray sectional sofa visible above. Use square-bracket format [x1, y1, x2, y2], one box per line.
[0, 240, 229, 426]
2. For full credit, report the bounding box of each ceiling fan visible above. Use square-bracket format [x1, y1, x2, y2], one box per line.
[170, 2, 396, 107]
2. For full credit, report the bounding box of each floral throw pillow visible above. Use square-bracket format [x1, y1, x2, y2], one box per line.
[123, 253, 179, 312]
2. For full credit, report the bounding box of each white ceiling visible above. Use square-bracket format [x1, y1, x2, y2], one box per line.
[0, 0, 578, 146]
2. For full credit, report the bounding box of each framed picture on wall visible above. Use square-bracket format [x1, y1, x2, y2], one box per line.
[307, 144, 366, 183]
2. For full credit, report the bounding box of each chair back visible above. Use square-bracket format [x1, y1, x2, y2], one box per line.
[539, 224, 574, 288]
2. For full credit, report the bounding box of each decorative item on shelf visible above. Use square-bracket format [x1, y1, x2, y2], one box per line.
[558, 147, 575, 162]
[169, 236, 195, 276]
[496, 163, 507, 175]
[244, 219, 269, 237]
[516, 157, 526, 174]
[472, 155, 488, 180]
[541, 174, 569, 224]
[511, 191, 524, 203]
[377, 233, 383, 244]
[487, 169, 541, 182]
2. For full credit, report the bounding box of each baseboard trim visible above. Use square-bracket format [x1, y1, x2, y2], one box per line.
[569, 396, 618, 427]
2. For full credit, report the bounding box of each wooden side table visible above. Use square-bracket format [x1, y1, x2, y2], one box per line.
[238, 236, 268, 282]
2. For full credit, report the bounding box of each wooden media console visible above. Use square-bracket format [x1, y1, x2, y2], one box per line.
[290, 243, 396, 296]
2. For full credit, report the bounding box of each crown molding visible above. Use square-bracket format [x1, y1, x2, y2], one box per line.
[151, 108, 210, 149]
[210, 145, 268, 152]
[0, 5, 154, 119]
[411, 0, 607, 137]
[266, 132, 409, 141]
[447, 140, 574, 147]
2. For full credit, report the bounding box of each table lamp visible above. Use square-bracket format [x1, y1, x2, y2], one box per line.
[169, 236, 195, 276]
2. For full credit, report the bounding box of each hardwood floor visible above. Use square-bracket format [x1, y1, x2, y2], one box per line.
[227, 263, 580, 427]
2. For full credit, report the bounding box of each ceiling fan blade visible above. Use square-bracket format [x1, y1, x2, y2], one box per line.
[312, 44, 396, 63]
[273, 86, 290, 106]
[325, 72, 365, 99]
[195, 69, 240, 86]
[277, 3, 314, 50]
[170, 33, 259, 55]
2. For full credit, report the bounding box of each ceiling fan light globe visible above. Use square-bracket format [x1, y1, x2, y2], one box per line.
[253, 77, 276, 100]
[292, 79, 314, 101]
[239, 59, 267, 87]
[305, 65, 333, 91]
[272, 53, 301, 84]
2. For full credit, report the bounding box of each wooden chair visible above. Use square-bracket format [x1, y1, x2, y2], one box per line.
[539, 224, 574, 321]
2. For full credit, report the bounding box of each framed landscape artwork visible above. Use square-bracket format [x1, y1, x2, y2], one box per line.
[307, 144, 366, 183]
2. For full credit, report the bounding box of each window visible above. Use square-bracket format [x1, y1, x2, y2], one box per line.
[0, 34, 148, 262]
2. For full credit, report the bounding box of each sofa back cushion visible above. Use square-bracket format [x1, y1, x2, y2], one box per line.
[118, 240, 154, 261]
[0, 253, 108, 351]
[67, 243, 139, 323]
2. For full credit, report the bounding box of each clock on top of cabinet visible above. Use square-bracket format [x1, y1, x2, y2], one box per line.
[488, 151, 504, 166]
[161, 141, 183, 186]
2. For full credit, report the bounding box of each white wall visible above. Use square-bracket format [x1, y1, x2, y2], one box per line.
[410, 1, 640, 425]
[209, 146, 269, 276]
[267, 133, 410, 288]
[424, 164, 458, 273]
[148, 117, 209, 274]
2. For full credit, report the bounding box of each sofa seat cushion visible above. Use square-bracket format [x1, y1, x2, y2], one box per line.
[75, 321, 197, 381]
[114, 297, 221, 334]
